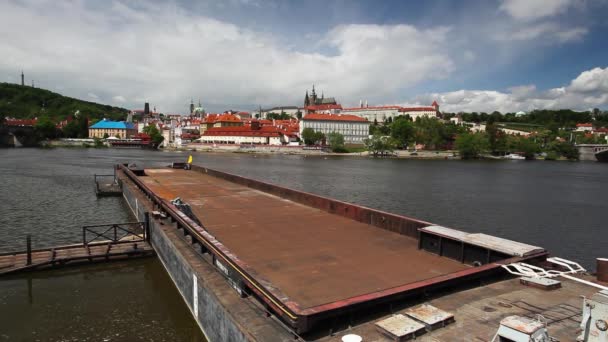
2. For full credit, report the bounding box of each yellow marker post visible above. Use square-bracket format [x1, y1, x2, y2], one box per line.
[186, 155, 193, 170]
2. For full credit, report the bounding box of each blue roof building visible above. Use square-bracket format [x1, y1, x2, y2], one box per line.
[89, 119, 136, 130]
[89, 119, 137, 139]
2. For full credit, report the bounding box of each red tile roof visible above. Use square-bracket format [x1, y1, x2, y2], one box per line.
[5, 118, 38, 126]
[305, 104, 343, 111]
[216, 113, 241, 122]
[576, 123, 593, 127]
[203, 125, 283, 137]
[202, 113, 242, 124]
[302, 113, 368, 122]
[399, 107, 436, 112]
[432, 101, 439, 107]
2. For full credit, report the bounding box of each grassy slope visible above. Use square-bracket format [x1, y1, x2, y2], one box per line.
[0, 83, 129, 121]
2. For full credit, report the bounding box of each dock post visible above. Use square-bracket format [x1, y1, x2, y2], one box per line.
[26, 235, 32, 266]
[144, 212, 151, 243]
[598, 258, 608, 283]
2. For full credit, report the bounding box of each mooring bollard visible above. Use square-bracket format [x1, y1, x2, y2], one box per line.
[144, 212, 151, 242]
[26, 235, 32, 266]
[598, 258, 608, 283]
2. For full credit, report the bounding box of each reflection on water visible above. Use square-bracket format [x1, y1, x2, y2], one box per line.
[0, 259, 204, 341]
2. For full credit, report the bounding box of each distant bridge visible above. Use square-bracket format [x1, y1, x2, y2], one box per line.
[0, 125, 35, 147]
[575, 144, 608, 161]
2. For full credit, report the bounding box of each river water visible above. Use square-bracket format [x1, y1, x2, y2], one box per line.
[0, 148, 606, 341]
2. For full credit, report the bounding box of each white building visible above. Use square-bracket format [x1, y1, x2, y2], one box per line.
[576, 123, 594, 132]
[450, 116, 463, 125]
[340, 106, 402, 123]
[341, 101, 439, 122]
[300, 113, 370, 145]
[199, 121, 290, 145]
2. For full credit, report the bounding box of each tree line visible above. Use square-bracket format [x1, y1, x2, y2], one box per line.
[0, 83, 128, 122]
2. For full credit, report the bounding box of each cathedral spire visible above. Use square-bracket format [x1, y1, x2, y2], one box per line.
[311, 84, 317, 104]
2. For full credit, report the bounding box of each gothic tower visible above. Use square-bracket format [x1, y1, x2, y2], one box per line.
[304, 90, 310, 107]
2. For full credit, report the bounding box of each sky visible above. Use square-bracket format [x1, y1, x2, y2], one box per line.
[1, 0, 608, 114]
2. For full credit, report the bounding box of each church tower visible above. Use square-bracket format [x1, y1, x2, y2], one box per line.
[304, 90, 310, 107]
[189, 99, 195, 115]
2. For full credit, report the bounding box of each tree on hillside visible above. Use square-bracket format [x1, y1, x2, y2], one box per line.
[34, 115, 59, 140]
[327, 132, 346, 152]
[508, 136, 540, 159]
[455, 132, 488, 159]
[0, 82, 128, 122]
[301, 128, 325, 146]
[61, 116, 89, 138]
[143, 125, 164, 146]
[364, 133, 398, 157]
[549, 141, 579, 160]
[267, 112, 292, 120]
[390, 118, 414, 148]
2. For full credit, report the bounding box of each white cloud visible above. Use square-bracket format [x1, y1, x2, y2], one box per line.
[414, 66, 608, 113]
[112, 95, 126, 103]
[494, 22, 587, 43]
[0, 1, 454, 113]
[499, 0, 574, 21]
[495, 0, 588, 46]
[463, 50, 476, 63]
[0, 1, 599, 114]
[567, 67, 608, 93]
[555, 27, 588, 42]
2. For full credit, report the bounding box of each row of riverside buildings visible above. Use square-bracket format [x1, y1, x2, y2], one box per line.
[87, 88, 441, 147]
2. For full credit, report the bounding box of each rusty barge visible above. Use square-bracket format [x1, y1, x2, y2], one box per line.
[116, 163, 607, 341]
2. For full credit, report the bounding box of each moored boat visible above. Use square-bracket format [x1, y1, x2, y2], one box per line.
[595, 149, 608, 162]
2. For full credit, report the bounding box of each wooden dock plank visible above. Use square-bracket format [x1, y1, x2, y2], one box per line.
[0, 241, 154, 276]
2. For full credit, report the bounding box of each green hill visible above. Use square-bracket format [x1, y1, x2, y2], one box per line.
[0, 83, 129, 122]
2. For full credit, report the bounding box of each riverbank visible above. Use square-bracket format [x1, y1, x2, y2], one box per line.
[15, 140, 597, 161]
[164, 143, 460, 159]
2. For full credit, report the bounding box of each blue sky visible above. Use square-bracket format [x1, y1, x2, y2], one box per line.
[1, 0, 607, 113]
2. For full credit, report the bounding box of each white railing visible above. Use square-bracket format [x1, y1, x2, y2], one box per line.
[501, 257, 608, 291]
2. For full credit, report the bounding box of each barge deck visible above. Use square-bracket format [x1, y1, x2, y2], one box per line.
[140, 168, 467, 310]
[118, 164, 559, 338]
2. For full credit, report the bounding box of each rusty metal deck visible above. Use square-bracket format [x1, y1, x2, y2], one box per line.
[140, 168, 468, 311]
[323, 276, 601, 341]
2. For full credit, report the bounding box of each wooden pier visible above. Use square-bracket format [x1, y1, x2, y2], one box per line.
[95, 173, 122, 197]
[0, 222, 155, 276]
